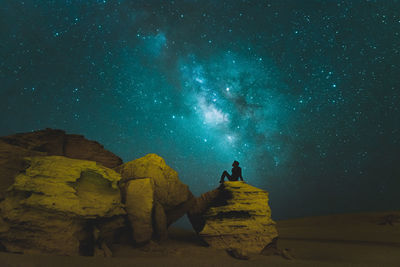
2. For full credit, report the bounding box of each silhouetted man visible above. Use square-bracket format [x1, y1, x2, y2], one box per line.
[220, 160, 244, 183]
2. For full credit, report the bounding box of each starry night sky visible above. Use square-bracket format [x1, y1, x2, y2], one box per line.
[1, 0, 400, 220]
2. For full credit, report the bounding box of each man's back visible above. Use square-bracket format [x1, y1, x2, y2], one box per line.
[231, 166, 242, 181]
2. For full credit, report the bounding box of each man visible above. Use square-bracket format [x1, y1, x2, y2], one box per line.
[220, 160, 244, 183]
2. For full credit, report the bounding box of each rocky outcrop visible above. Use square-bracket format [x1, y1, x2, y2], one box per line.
[115, 153, 194, 243]
[0, 140, 44, 199]
[0, 129, 122, 199]
[188, 181, 278, 254]
[124, 178, 154, 243]
[62, 133, 122, 168]
[0, 156, 125, 256]
[0, 128, 122, 168]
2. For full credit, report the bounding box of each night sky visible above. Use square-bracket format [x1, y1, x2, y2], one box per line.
[1, 0, 399, 220]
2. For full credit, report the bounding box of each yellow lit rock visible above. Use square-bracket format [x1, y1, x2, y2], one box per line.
[115, 153, 194, 229]
[188, 181, 278, 254]
[125, 178, 154, 243]
[9, 156, 124, 217]
[0, 128, 123, 200]
[0, 156, 125, 255]
[115, 153, 191, 210]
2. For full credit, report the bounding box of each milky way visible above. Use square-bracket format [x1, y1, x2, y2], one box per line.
[1, 0, 399, 220]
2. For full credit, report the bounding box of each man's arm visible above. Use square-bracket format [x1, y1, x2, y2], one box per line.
[239, 167, 244, 181]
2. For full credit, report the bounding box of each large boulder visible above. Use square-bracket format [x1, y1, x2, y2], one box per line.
[187, 181, 278, 254]
[0, 129, 122, 199]
[0, 156, 125, 256]
[115, 153, 194, 243]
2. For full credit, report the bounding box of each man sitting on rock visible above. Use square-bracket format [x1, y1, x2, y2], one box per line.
[220, 160, 244, 183]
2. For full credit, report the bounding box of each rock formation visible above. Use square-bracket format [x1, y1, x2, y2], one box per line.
[124, 178, 154, 243]
[0, 128, 122, 168]
[188, 181, 278, 254]
[0, 156, 125, 256]
[0, 128, 122, 199]
[115, 153, 194, 243]
[0, 139, 44, 200]
[0, 129, 280, 258]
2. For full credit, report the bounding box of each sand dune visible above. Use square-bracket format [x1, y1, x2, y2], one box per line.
[0, 211, 399, 266]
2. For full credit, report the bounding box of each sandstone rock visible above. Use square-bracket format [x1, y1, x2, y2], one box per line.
[0, 156, 125, 256]
[0, 129, 65, 154]
[187, 188, 220, 233]
[124, 178, 154, 243]
[115, 154, 194, 237]
[260, 237, 280, 256]
[93, 226, 113, 257]
[115, 154, 192, 214]
[96, 215, 130, 246]
[188, 181, 278, 254]
[153, 201, 168, 241]
[0, 129, 122, 198]
[261, 238, 294, 260]
[0, 139, 44, 198]
[62, 133, 122, 168]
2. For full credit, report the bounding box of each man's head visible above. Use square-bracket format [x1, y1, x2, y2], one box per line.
[232, 160, 239, 167]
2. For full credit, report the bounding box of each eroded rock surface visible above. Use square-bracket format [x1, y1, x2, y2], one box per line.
[188, 181, 278, 254]
[0, 156, 125, 256]
[116, 153, 194, 243]
[0, 128, 122, 198]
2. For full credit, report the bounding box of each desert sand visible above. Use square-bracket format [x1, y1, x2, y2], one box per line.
[0, 211, 399, 267]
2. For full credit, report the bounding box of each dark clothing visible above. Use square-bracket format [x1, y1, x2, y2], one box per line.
[220, 166, 243, 182]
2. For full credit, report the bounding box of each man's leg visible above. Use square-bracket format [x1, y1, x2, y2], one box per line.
[220, 171, 232, 183]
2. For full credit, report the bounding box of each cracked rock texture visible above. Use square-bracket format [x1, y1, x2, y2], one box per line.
[115, 153, 194, 243]
[0, 156, 125, 256]
[188, 181, 278, 254]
